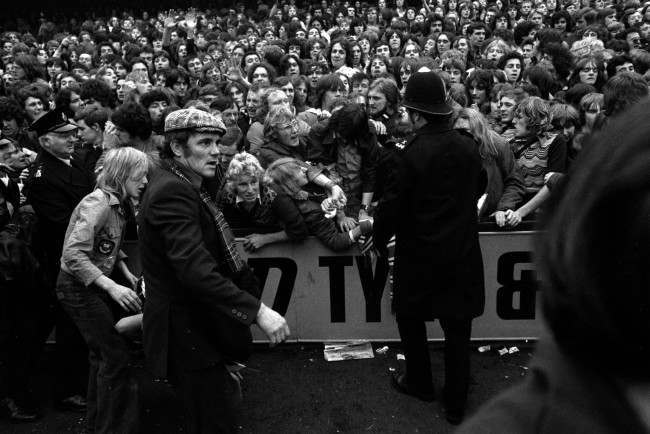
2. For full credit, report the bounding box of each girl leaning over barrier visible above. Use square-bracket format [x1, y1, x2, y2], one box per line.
[264, 158, 372, 252]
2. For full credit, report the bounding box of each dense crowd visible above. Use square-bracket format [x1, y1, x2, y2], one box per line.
[1, 0, 650, 430]
[1, 0, 650, 231]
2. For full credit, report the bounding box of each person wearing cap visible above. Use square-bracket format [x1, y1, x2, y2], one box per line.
[0, 137, 29, 227]
[373, 71, 485, 425]
[0, 137, 39, 422]
[138, 108, 290, 433]
[23, 109, 96, 413]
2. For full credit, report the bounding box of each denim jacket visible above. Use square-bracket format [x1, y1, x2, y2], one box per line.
[60, 189, 127, 286]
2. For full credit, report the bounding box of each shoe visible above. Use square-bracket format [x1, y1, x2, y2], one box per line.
[442, 387, 465, 424]
[1, 398, 38, 422]
[390, 373, 435, 402]
[55, 395, 87, 412]
[445, 408, 464, 425]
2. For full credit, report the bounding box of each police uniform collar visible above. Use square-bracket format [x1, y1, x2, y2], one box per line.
[416, 119, 453, 135]
[40, 148, 73, 166]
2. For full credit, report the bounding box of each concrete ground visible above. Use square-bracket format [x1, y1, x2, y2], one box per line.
[0, 341, 534, 433]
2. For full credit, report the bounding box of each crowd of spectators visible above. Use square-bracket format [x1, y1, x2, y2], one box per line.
[1, 0, 649, 234]
[1, 0, 650, 424]
[1, 0, 650, 231]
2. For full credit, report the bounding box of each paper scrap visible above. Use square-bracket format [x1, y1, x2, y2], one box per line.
[508, 346, 519, 354]
[478, 345, 491, 353]
[498, 347, 509, 356]
[324, 341, 375, 362]
[375, 346, 389, 355]
[396, 353, 405, 361]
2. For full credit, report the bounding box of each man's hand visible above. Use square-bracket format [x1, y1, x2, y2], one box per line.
[256, 303, 290, 346]
[226, 58, 244, 82]
[164, 14, 176, 29]
[330, 185, 347, 208]
[106, 283, 142, 313]
[243, 234, 267, 252]
[504, 209, 522, 227]
[358, 208, 370, 222]
[102, 121, 121, 149]
[494, 210, 507, 227]
[544, 172, 557, 183]
[184, 11, 197, 29]
[122, 269, 139, 289]
[337, 212, 357, 232]
[369, 119, 387, 135]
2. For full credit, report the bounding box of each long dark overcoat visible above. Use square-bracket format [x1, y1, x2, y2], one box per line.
[374, 121, 485, 320]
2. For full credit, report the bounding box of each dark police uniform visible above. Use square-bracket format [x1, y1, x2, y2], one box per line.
[374, 72, 485, 424]
[22, 110, 95, 407]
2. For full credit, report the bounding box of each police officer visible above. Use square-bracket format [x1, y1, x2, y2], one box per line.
[373, 71, 485, 425]
[23, 110, 95, 412]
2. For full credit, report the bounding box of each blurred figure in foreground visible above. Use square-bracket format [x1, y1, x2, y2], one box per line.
[457, 98, 650, 433]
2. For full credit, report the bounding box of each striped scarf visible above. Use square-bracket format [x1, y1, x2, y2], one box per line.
[169, 163, 246, 274]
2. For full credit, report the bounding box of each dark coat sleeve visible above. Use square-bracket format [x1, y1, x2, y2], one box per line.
[298, 199, 353, 251]
[547, 134, 567, 173]
[146, 180, 260, 325]
[360, 136, 379, 193]
[0, 200, 10, 230]
[373, 144, 416, 249]
[24, 175, 73, 227]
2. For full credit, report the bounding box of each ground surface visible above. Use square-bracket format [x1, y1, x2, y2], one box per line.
[0, 341, 534, 433]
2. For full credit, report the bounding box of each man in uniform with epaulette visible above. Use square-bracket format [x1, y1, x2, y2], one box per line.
[23, 110, 95, 413]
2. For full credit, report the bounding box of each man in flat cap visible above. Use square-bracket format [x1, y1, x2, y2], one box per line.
[138, 108, 290, 433]
[373, 72, 485, 425]
[23, 109, 95, 413]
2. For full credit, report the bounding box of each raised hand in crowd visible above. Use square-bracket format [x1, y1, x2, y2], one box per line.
[101, 120, 121, 150]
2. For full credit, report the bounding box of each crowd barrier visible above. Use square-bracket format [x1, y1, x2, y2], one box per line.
[125, 226, 543, 342]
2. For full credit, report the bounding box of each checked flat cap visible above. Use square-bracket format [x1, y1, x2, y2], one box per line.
[164, 108, 226, 134]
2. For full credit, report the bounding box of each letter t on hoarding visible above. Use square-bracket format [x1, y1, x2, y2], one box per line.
[319, 256, 353, 322]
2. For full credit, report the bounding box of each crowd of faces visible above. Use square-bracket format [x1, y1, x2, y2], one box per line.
[0, 0, 649, 198]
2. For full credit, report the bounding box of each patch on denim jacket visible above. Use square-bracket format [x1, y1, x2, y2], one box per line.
[97, 239, 115, 255]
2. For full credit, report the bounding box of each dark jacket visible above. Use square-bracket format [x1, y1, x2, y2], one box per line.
[137, 161, 261, 379]
[74, 142, 103, 175]
[374, 121, 485, 320]
[309, 118, 379, 195]
[479, 134, 526, 219]
[289, 185, 354, 252]
[23, 150, 95, 285]
[257, 137, 324, 169]
[457, 336, 648, 434]
[216, 184, 309, 240]
[0, 168, 20, 229]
